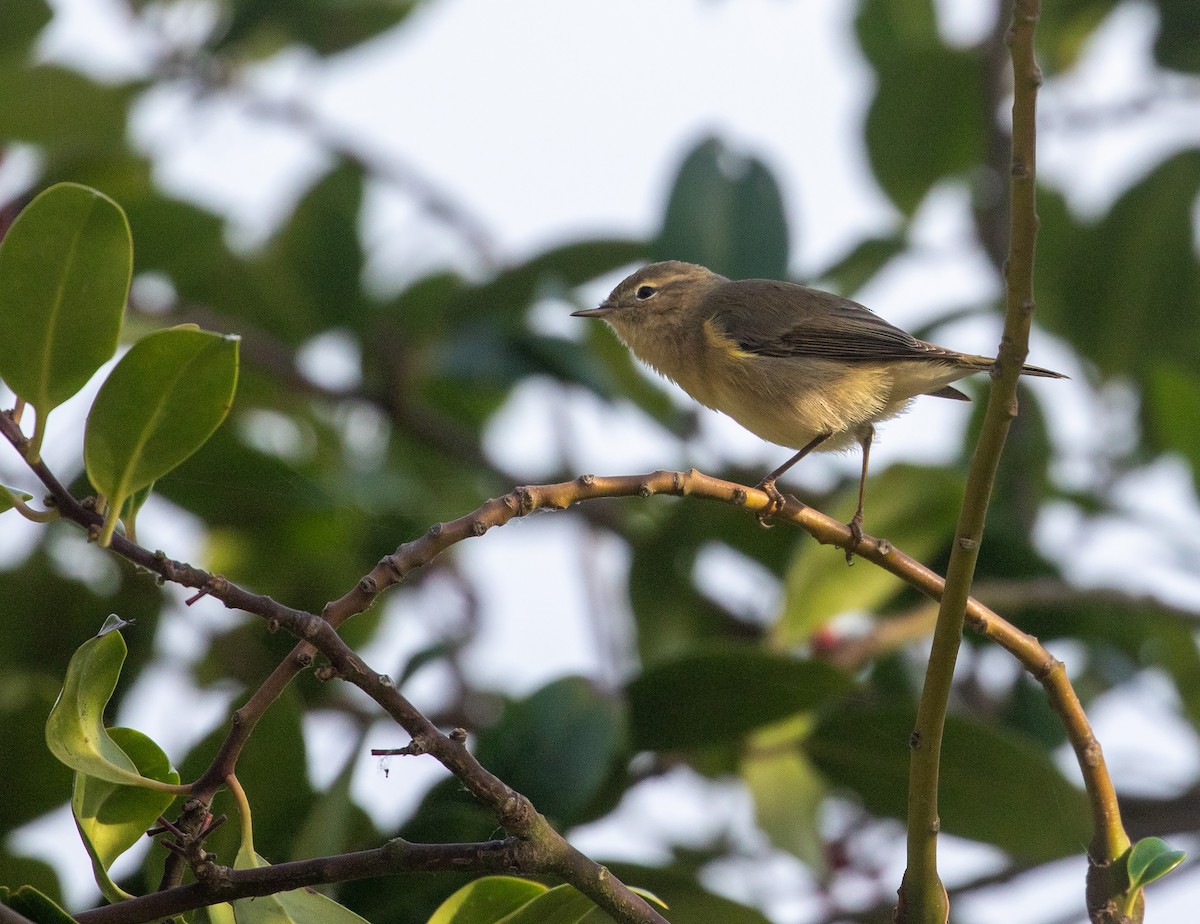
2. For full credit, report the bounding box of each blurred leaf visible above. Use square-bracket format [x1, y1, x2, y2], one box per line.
[0, 854, 61, 907]
[427, 877, 547, 924]
[813, 235, 906, 297]
[0, 886, 77, 924]
[0, 183, 130, 449]
[1126, 836, 1186, 889]
[45, 622, 177, 791]
[213, 0, 420, 56]
[627, 646, 851, 751]
[775, 465, 962, 646]
[655, 136, 789, 281]
[1152, 0, 1200, 73]
[450, 239, 646, 327]
[0, 0, 52, 57]
[290, 749, 379, 864]
[806, 700, 1091, 861]
[604, 865, 772, 924]
[0, 670, 72, 833]
[1036, 0, 1118, 72]
[476, 677, 627, 826]
[0, 66, 136, 147]
[864, 50, 984, 214]
[741, 736, 827, 871]
[72, 727, 179, 903]
[85, 326, 239, 543]
[1035, 152, 1200, 382]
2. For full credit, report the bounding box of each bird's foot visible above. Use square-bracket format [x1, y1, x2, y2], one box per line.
[755, 479, 786, 528]
[844, 512, 864, 564]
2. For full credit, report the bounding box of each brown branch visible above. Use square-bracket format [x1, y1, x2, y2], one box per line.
[3, 404, 1123, 923]
[74, 838, 530, 924]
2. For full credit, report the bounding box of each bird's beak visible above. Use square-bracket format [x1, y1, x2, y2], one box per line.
[570, 304, 612, 318]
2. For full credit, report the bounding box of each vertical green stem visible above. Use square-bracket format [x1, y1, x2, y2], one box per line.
[898, 2, 1043, 921]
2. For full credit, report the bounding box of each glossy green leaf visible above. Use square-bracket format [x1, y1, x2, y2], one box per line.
[0, 183, 131, 454]
[45, 620, 177, 791]
[427, 877, 548, 924]
[72, 727, 179, 903]
[627, 647, 852, 751]
[84, 326, 239, 545]
[774, 464, 962, 646]
[0, 885, 77, 924]
[1126, 836, 1186, 889]
[496, 884, 600, 924]
[805, 701, 1091, 861]
[476, 677, 627, 825]
[656, 136, 789, 281]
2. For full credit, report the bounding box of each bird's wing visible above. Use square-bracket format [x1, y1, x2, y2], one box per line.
[703, 280, 958, 363]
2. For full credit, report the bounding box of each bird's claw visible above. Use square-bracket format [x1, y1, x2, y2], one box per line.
[755, 480, 786, 528]
[845, 512, 864, 564]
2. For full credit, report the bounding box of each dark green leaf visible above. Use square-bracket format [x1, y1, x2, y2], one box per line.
[0, 0, 52, 57]
[627, 647, 852, 751]
[813, 235, 906, 297]
[655, 136, 789, 281]
[1153, 0, 1200, 72]
[84, 326, 239, 544]
[805, 700, 1092, 861]
[0, 183, 131, 452]
[0, 885, 78, 924]
[212, 0, 421, 56]
[493, 884, 598, 924]
[476, 677, 628, 826]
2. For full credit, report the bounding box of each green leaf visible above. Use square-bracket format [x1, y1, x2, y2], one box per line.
[0, 183, 131, 456]
[0, 885, 78, 924]
[855, 0, 984, 213]
[427, 877, 548, 924]
[475, 677, 628, 825]
[495, 884, 599, 924]
[805, 700, 1092, 861]
[0, 0, 52, 57]
[0, 484, 33, 513]
[231, 841, 372, 924]
[655, 136, 789, 281]
[45, 621, 178, 792]
[72, 727, 179, 903]
[1126, 836, 1186, 889]
[1153, 0, 1200, 73]
[627, 646, 852, 751]
[741, 734, 827, 871]
[774, 465, 962, 646]
[0, 66, 136, 147]
[84, 326, 239, 545]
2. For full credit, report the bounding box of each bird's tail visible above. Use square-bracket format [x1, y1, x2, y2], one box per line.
[1017, 361, 1067, 379]
[952, 352, 1067, 379]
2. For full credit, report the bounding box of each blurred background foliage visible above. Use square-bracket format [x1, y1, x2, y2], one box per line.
[1, 0, 1200, 921]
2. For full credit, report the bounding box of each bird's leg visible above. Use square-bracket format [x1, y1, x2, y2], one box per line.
[755, 433, 831, 527]
[845, 426, 874, 563]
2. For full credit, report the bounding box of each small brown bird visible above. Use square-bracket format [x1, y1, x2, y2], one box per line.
[573, 261, 1065, 542]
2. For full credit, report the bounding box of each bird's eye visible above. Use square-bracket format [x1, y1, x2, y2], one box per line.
[635, 285, 657, 300]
